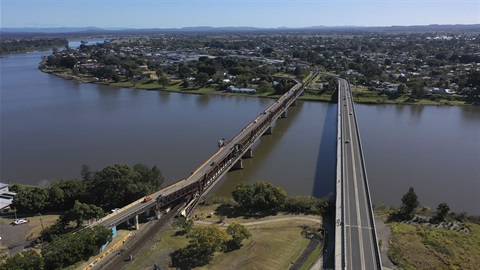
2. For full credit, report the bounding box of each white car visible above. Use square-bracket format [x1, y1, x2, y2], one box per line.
[12, 219, 28, 225]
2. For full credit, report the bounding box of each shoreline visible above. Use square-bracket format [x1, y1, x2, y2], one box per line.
[40, 68, 475, 106]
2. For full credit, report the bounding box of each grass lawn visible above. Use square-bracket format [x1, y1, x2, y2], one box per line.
[126, 204, 322, 270]
[388, 222, 480, 270]
[200, 221, 312, 270]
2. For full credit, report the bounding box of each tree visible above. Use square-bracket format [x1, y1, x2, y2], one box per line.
[81, 164, 93, 181]
[251, 181, 287, 212]
[257, 80, 272, 93]
[63, 200, 104, 228]
[232, 182, 254, 208]
[195, 72, 209, 87]
[399, 187, 419, 220]
[226, 223, 251, 249]
[0, 249, 44, 270]
[12, 187, 49, 213]
[157, 74, 170, 88]
[435, 202, 450, 222]
[42, 226, 111, 269]
[172, 216, 193, 235]
[172, 226, 229, 268]
[397, 83, 407, 95]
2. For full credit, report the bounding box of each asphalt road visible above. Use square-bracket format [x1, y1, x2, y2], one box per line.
[339, 78, 380, 269]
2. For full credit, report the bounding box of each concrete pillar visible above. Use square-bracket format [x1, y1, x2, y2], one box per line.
[242, 148, 253, 158]
[155, 209, 162, 220]
[264, 126, 273, 135]
[232, 159, 243, 170]
[134, 215, 139, 230]
[290, 100, 297, 106]
[280, 111, 287, 118]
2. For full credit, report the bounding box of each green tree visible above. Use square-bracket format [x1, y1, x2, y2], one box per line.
[172, 216, 193, 235]
[0, 249, 44, 270]
[12, 187, 49, 213]
[157, 74, 170, 88]
[435, 202, 450, 222]
[232, 182, 254, 208]
[257, 80, 272, 93]
[226, 223, 251, 249]
[64, 200, 104, 228]
[172, 226, 229, 268]
[195, 72, 210, 87]
[42, 226, 111, 269]
[397, 83, 407, 95]
[399, 187, 419, 220]
[133, 164, 164, 190]
[251, 181, 287, 212]
[48, 185, 65, 210]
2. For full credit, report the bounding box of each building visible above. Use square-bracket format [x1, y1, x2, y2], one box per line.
[0, 183, 16, 210]
[227, 86, 256, 94]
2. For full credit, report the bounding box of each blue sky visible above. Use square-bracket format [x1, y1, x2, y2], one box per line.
[2, 0, 479, 28]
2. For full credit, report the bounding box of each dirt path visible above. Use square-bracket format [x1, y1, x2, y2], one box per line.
[374, 216, 398, 270]
[194, 216, 322, 227]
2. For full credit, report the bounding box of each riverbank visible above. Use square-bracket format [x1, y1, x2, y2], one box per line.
[40, 68, 474, 106]
[374, 207, 480, 270]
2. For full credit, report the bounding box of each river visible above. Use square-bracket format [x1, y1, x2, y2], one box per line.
[1, 42, 479, 215]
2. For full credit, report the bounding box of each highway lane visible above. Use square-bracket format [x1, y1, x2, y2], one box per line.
[339, 78, 380, 270]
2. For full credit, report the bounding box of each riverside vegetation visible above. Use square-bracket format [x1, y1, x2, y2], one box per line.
[377, 187, 480, 269]
[34, 31, 479, 105]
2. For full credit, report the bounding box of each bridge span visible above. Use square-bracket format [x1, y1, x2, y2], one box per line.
[92, 78, 308, 229]
[335, 78, 382, 269]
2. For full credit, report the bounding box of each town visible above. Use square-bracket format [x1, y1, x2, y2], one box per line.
[38, 31, 480, 104]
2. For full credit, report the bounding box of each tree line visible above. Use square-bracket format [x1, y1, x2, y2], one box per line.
[0, 38, 68, 54]
[0, 226, 112, 270]
[388, 187, 480, 224]
[11, 163, 164, 214]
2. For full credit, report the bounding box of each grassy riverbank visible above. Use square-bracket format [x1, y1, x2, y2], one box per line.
[40, 68, 473, 106]
[374, 207, 480, 270]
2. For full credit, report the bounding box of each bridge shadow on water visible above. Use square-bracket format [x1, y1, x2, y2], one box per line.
[312, 102, 337, 269]
[312, 103, 337, 200]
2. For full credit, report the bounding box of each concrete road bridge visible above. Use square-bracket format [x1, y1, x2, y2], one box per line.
[335, 78, 382, 269]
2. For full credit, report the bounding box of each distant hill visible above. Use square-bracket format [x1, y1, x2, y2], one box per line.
[1, 24, 478, 35]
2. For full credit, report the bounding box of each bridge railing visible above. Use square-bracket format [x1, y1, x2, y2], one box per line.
[335, 79, 346, 270]
[346, 81, 383, 269]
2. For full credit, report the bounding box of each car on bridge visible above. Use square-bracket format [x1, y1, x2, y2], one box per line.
[157, 194, 165, 200]
[143, 196, 152, 203]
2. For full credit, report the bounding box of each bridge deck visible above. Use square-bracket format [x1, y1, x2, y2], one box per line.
[338, 78, 382, 269]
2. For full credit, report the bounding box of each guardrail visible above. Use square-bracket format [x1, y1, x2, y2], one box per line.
[347, 82, 383, 269]
[335, 79, 346, 270]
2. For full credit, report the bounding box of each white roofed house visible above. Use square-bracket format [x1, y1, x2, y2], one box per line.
[227, 86, 256, 94]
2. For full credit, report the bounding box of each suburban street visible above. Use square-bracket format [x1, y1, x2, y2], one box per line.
[339, 78, 380, 269]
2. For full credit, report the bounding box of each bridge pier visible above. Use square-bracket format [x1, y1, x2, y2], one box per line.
[290, 100, 297, 106]
[232, 159, 243, 170]
[155, 209, 162, 220]
[134, 215, 139, 230]
[242, 148, 253, 158]
[264, 126, 273, 135]
[280, 111, 287, 118]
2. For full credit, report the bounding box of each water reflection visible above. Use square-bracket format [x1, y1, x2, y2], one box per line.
[312, 103, 337, 199]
